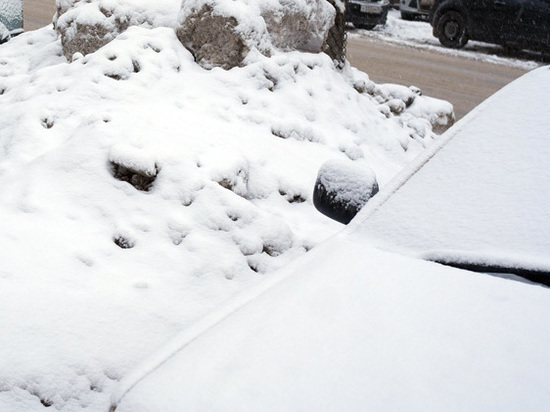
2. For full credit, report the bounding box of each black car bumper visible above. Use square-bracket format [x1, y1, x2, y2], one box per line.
[346, 1, 390, 28]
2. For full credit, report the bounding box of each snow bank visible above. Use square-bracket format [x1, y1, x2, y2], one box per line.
[0, 18, 452, 411]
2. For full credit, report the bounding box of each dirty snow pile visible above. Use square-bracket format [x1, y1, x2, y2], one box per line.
[0, 5, 452, 411]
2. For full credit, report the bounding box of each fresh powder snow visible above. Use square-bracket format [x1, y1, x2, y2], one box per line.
[0, 1, 474, 410]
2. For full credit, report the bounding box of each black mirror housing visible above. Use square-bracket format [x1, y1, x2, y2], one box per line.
[313, 160, 379, 224]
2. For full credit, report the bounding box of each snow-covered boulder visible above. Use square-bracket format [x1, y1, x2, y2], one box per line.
[261, 0, 335, 53]
[55, 0, 335, 67]
[176, 0, 335, 69]
[54, 0, 181, 60]
[175, 2, 270, 70]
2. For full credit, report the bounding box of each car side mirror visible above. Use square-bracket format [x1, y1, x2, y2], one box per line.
[313, 160, 379, 224]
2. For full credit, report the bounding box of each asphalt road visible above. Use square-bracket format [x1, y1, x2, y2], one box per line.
[23, 0, 56, 31]
[22, 1, 529, 120]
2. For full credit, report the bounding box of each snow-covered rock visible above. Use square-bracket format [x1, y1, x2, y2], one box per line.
[54, 0, 181, 60]
[260, 0, 335, 53]
[54, 0, 335, 68]
[173, 0, 336, 69]
[176, 1, 270, 70]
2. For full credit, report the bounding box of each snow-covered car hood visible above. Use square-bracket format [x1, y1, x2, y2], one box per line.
[112, 229, 550, 412]
[111, 67, 550, 411]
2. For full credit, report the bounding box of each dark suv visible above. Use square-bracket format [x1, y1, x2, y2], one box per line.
[430, 0, 550, 53]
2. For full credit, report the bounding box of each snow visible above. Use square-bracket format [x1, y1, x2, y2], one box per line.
[352, 66, 550, 273]
[113, 235, 550, 411]
[0, 8, 454, 411]
[55, 0, 180, 29]
[111, 66, 550, 411]
[316, 158, 378, 209]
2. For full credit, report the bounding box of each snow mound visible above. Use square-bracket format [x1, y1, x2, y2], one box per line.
[0, 24, 452, 411]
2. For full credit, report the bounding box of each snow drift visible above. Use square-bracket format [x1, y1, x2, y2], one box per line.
[0, 2, 452, 409]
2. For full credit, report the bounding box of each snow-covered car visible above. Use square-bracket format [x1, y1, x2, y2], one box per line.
[0, 0, 23, 43]
[346, 0, 390, 30]
[399, 0, 433, 20]
[430, 0, 550, 52]
[110, 67, 550, 411]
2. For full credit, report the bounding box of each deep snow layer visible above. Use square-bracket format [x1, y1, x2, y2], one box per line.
[0, 22, 451, 411]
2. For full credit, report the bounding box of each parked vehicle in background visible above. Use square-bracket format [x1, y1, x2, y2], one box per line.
[0, 0, 23, 43]
[430, 0, 550, 52]
[400, 0, 433, 20]
[346, 0, 390, 30]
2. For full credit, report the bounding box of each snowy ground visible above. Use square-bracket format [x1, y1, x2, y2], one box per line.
[0, 9, 455, 411]
[349, 9, 544, 70]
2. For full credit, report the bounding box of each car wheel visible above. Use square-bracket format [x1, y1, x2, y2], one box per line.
[437, 10, 468, 48]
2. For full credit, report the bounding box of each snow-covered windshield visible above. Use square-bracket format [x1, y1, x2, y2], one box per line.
[352, 66, 550, 283]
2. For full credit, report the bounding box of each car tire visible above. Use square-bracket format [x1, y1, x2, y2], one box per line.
[437, 10, 468, 48]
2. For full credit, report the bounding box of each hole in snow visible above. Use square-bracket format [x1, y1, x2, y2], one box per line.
[279, 188, 306, 203]
[248, 261, 259, 273]
[146, 43, 162, 53]
[114, 236, 135, 249]
[100, 7, 113, 17]
[104, 72, 126, 81]
[111, 161, 158, 191]
[41, 117, 54, 129]
[40, 398, 53, 407]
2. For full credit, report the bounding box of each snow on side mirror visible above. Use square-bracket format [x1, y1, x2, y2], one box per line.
[313, 160, 379, 224]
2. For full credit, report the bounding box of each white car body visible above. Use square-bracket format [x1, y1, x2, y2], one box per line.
[111, 66, 550, 411]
